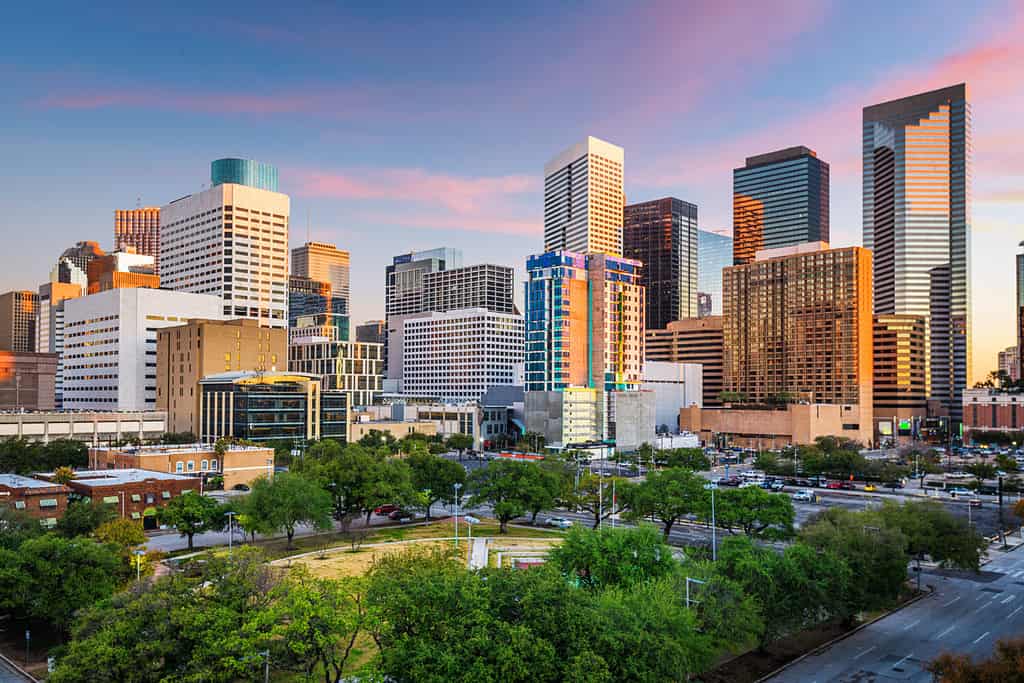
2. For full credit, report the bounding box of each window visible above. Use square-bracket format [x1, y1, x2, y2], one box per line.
[39, 499, 59, 508]
[211, 458, 218, 470]
[130, 512, 141, 520]
[145, 493, 155, 504]
[201, 459, 209, 470]
[187, 461, 195, 472]
[176, 461, 184, 473]
[131, 494, 142, 502]
[102, 496, 119, 504]
[161, 491, 171, 499]
[14, 501, 26, 510]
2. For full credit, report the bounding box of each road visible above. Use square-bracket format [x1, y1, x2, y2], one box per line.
[768, 547, 1024, 682]
[0, 657, 32, 683]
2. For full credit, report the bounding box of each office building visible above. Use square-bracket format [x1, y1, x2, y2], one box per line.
[210, 158, 279, 192]
[998, 346, 1020, 384]
[544, 136, 624, 257]
[292, 241, 350, 305]
[0, 290, 39, 353]
[680, 402, 871, 449]
[385, 247, 463, 318]
[157, 318, 286, 435]
[722, 243, 873, 443]
[733, 147, 829, 265]
[873, 315, 928, 440]
[114, 208, 161, 274]
[198, 371, 347, 443]
[288, 275, 348, 339]
[641, 362, 703, 433]
[0, 351, 57, 411]
[863, 84, 971, 419]
[51, 241, 105, 290]
[0, 410, 167, 445]
[1018, 242, 1024, 382]
[646, 317, 725, 407]
[423, 264, 515, 315]
[0, 475, 68, 526]
[36, 281, 81, 407]
[400, 308, 524, 402]
[963, 389, 1024, 435]
[62, 288, 223, 411]
[623, 197, 699, 328]
[86, 250, 159, 294]
[160, 160, 289, 328]
[89, 443, 275, 490]
[356, 320, 385, 345]
[698, 229, 733, 317]
[289, 315, 384, 407]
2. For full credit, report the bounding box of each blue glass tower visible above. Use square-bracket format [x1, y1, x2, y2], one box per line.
[211, 158, 279, 192]
[697, 229, 733, 318]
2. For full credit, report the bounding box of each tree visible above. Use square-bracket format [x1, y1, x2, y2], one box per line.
[467, 459, 537, 533]
[157, 491, 225, 550]
[53, 464, 75, 484]
[0, 506, 45, 549]
[878, 500, 987, 571]
[712, 486, 795, 540]
[657, 448, 711, 471]
[521, 464, 562, 524]
[926, 636, 1024, 682]
[57, 498, 115, 538]
[407, 451, 466, 520]
[622, 467, 704, 539]
[570, 472, 628, 529]
[95, 518, 147, 551]
[966, 462, 998, 483]
[42, 438, 89, 470]
[245, 472, 333, 547]
[548, 525, 676, 589]
[446, 433, 474, 457]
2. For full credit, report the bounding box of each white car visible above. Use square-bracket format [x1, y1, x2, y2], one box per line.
[948, 487, 972, 496]
[792, 489, 815, 503]
[546, 517, 573, 529]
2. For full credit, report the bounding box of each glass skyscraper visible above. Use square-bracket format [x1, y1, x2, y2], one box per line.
[211, 158, 279, 192]
[1017, 242, 1024, 382]
[697, 229, 733, 318]
[863, 83, 971, 419]
[623, 197, 698, 329]
[732, 146, 829, 265]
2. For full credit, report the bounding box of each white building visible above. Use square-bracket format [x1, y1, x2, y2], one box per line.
[401, 308, 524, 402]
[544, 136, 625, 257]
[641, 361, 704, 433]
[289, 314, 384, 408]
[62, 288, 222, 411]
[160, 181, 289, 328]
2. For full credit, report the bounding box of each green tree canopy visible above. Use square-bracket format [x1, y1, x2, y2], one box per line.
[548, 525, 676, 590]
[622, 467, 705, 539]
[407, 451, 466, 520]
[877, 500, 987, 570]
[157, 490, 225, 550]
[712, 486, 795, 540]
[244, 472, 333, 547]
[467, 459, 539, 533]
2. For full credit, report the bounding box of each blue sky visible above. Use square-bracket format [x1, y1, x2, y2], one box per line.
[1, 0, 1021, 379]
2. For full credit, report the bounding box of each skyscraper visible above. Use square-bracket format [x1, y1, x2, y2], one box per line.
[623, 197, 698, 329]
[288, 275, 348, 340]
[36, 281, 81, 408]
[697, 229, 733, 317]
[51, 241, 105, 290]
[0, 291, 39, 353]
[423, 264, 515, 315]
[1017, 242, 1023, 382]
[733, 147, 829, 265]
[210, 158, 279, 192]
[114, 208, 161, 274]
[291, 241, 351, 306]
[863, 83, 971, 419]
[873, 315, 928, 437]
[544, 136, 624, 257]
[385, 247, 463, 318]
[160, 160, 289, 328]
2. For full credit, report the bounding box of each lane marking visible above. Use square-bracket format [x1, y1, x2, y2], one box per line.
[936, 624, 956, 639]
[974, 600, 996, 614]
[1002, 595, 1016, 604]
[977, 593, 987, 600]
[1009, 605, 1023, 619]
[972, 631, 990, 645]
[943, 596, 961, 607]
[853, 645, 877, 660]
[893, 653, 914, 669]
[903, 619, 922, 631]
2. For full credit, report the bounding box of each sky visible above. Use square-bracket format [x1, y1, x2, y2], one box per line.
[1, 0, 1021, 381]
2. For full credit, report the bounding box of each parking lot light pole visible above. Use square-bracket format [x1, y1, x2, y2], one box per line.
[704, 483, 718, 561]
[685, 577, 706, 608]
[225, 510, 237, 556]
[453, 482, 462, 549]
[134, 549, 145, 583]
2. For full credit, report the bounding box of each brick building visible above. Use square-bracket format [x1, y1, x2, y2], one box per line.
[89, 443, 274, 490]
[0, 474, 69, 526]
[53, 469, 194, 526]
[963, 389, 1024, 435]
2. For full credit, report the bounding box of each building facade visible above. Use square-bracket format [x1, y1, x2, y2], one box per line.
[641, 361, 703, 433]
[291, 241, 350, 307]
[697, 229, 733, 317]
[89, 443, 275, 490]
[356, 320, 386, 345]
[58, 469, 195, 524]
[52, 241, 105, 290]
[289, 330, 384, 408]
[1017, 242, 1024, 382]
[863, 84, 971, 420]
[385, 247, 463, 318]
[963, 389, 1023, 435]
[623, 197, 698, 328]
[646, 317, 724, 407]
[36, 281, 81, 407]
[733, 147, 829, 265]
[723, 243, 873, 422]
[0, 410, 166, 444]
[544, 136, 624, 257]
[400, 308, 524, 402]
[160, 163, 289, 328]
[114, 208, 161, 274]
[680, 402, 872, 448]
[62, 288, 223, 411]
[157, 318, 286, 435]
[0, 290, 39, 353]
[210, 158, 279, 192]
[86, 250, 159, 294]
[422, 264, 515, 315]
[288, 275, 348, 340]
[0, 351, 57, 411]
[873, 314, 928, 440]
[0, 475, 69, 526]
[998, 346, 1020, 384]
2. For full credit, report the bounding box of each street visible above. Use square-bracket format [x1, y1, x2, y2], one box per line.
[768, 546, 1024, 682]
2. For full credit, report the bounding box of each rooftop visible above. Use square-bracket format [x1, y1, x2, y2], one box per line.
[0, 474, 65, 490]
[91, 443, 271, 455]
[63, 469, 194, 486]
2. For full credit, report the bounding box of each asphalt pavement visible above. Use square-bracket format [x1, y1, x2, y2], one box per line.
[768, 546, 1024, 682]
[0, 657, 32, 683]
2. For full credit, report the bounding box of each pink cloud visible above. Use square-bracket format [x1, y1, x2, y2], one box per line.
[39, 88, 376, 116]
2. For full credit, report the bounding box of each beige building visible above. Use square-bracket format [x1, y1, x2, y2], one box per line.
[680, 403, 872, 448]
[157, 318, 287, 434]
[0, 351, 57, 411]
[348, 413, 437, 443]
[89, 443, 274, 490]
[291, 241, 350, 303]
[0, 290, 39, 353]
[646, 317, 724, 407]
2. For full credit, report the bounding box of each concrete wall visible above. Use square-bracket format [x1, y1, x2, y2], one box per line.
[641, 361, 703, 432]
[612, 390, 656, 452]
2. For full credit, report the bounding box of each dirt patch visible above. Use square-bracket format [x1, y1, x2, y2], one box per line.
[703, 622, 848, 683]
[283, 540, 464, 578]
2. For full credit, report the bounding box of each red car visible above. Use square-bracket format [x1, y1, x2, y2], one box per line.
[826, 481, 843, 490]
[374, 504, 400, 516]
[839, 481, 857, 491]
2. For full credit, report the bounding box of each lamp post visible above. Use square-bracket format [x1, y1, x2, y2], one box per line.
[685, 577, 706, 608]
[225, 510, 237, 556]
[453, 482, 462, 549]
[133, 549, 145, 583]
[704, 482, 718, 561]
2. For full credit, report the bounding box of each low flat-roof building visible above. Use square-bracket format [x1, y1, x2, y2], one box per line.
[52, 468, 195, 525]
[89, 442, 274, 490]
[680, 402, 872, 449]
[0, 410, 167, 444]
[0, 474, 69, 526]
[963, 389, 1024, 437]
[0, 351, 57, 411]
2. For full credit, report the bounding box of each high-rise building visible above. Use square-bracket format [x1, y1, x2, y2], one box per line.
[210, 158, 279, 192]
[291, 241, 350, 306]
[51, 241, 105, 290]
[544, 136, 624, 257]
[864, 84, 971, 420]
[0, 352, 57, 411]
[160, 160, 289, 328]
[423, 264, 515, 315]
[873, 315, 928, 438]
[36, 282, 82, 408]
[385, 247, 463, 318]
[288, 275, 348, 341]
[157, 318, 287, 434]
[86, 250, 159, 294]
[997, 346, 1019, 384]
[62, 288, 223, 411]
[722, 243, 873, 443]
[355, 320, 385, 345]
[114, 208, 161, 275]
[646, 317, 725, 408]
[289, 335, 384, 409]
[0, 291, 39, 353]
[399, 308, 524, 402]
[1017, 242, 1024, 382]
[733, 147, 829, 265]
[697, 229, 733, 317]
[623, 197, 698, 328]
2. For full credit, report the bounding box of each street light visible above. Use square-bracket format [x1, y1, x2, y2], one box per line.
[453, 482, 462, 549]
[225, 511, 237, 556]
[685, 577, 706, 608]
[704, 482, 718, 561]
[465, 515, 480, 545]
[133, 549, 145, 583]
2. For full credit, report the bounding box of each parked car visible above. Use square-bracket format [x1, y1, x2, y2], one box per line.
[770, 480, 786, 491]
[374, 504, 400, 516]
[863, 484, 877, 492]
[948, 487, 972, 496]
[718, 476, 741, 487]
[739, 480, 760, 488]
[388, 509, 414, 521]
[826, 481, 844, 490]
[883, 481, 905, 490]
[969, 498, 983, 508]
[792, 489, 815, 502]
[947, 471, 971, 479]
[839, 481, 857, 491]
[232, 483, 250, 492]
[546, 517, 573, 529]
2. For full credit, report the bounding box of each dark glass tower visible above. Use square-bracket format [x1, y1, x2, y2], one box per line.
[623, 197, 698, 330]
[863, 83, 971, 420]
[732, 147, 829, 265]
[1017, 242, 1024, 382]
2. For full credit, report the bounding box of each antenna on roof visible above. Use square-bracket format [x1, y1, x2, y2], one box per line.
[136, 196, 141, 209]
[307, 210, 311, 244]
